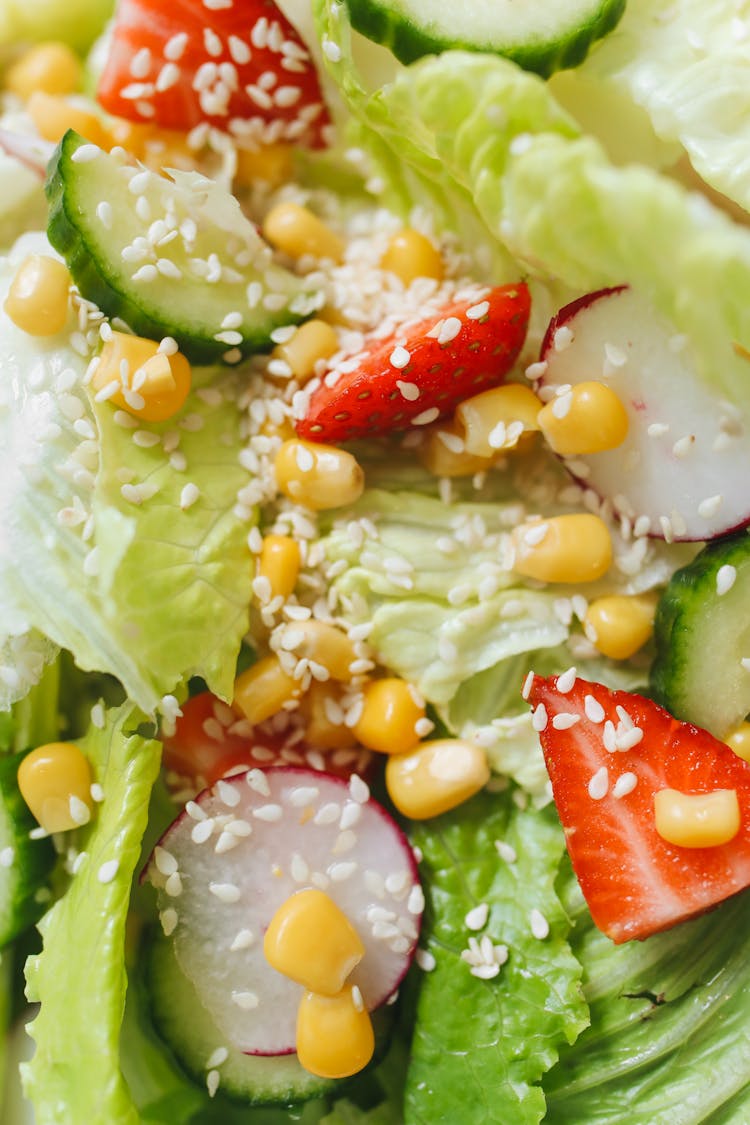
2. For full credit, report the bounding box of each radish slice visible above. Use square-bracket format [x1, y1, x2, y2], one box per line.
[0, 129, 54, 177]
[145, 766, 422, 1057]
[538, 286, 750, 542]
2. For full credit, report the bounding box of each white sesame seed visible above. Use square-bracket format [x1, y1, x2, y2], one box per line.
[0, 847, 14, 868]
[495, 840, 517, 863]
[530, 908, 550, 939]
[416, 948, 436, 971]
[717, 564, 737, 596]
[206, 1070, 220, 1098]
[465, 902, 489, 930]
[329, 861, 357, 881]
[552, 712, 580, 730]
[322, 37, 342, 61]
[179, 482, 201, 510]
[71, 144, 101, 163]
[209, 882, 241, 903]
[612, 772, 638, 798]
[206, 1047, 229, 1070]
[584, 695, 605, 723]
[531, 703, 548, 732]
[253, 804, 284, 822]
[154, 846, 178, 876]
[230, 929, 255, 951]
[98, 859, 120, 884]
[556, 667, 577, 693]
[407, 884, 425, 914]
[159, 908, 178, 936]
[349, 774, 370, 804]
[437, 316, 462, 345]
[164, 871, 183, 897]
[164, 31, 189, 60]
[588, 766, 609, 800]
[390, 345, 411, 369]
[232, 990, 260, 1010]
[246, 769, 271, 796]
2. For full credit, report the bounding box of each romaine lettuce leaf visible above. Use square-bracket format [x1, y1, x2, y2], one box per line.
[22, 704, 161, 1125]
[406, 790, 587, 1124]
[544, 862, 750, 1122]
[0, 235, 253, 713]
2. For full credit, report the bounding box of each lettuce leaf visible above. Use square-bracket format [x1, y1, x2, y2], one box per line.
[406, 790, 587, 1124]
[544, 863, 750, 1122]
[0, 235, 253, 713]
[314, 0, 750, 409]
[22, 704, 161, 1125]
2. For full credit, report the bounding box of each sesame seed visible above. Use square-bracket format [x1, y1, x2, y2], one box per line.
[349, 774, 370, 804]
[329, 861, 357, 881]
[71, 144, 101, 164]
[584, 695, 605, 723]
[159, 908, 178, 936]
[253, 804, 283, 822]
[717, 564, 737, 595]
[164, 32, 189, 60]
[556, 666, 577, 693]
[154, 846, 178, 876]
[0, 847, 14, 868]
[230, 928, 255, 951]
[588, 766, 609, 800]
[206, 1047, 229, 1070]
[437, 316, 462, 345]
[465, 902, 489, 930]
[552, 712, 580, 730]
[390, 345, 411, 369]
[698, 495, 723, 519]
[206, 1071, 220, 1098]
[180, 482, 201, 509]
[531, 703, 548, 732]
[495, 840, 517, 863]
[416, 948, 436, 971]
[98, 859, 120, 884]
[612, 772, 638, 798]
[232, 990, 260, 1009]
[209, 882, 241, 903]
[246, 769, 271, 796]
[466, 300, 489, 320]
[322, 37, 342, 61]
[530, 908, 550, 939]
[407, 884, 425, 914]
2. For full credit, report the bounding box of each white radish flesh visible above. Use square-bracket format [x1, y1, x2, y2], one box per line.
[538, 286, 750, 542]
[146, 766, 422, 1057]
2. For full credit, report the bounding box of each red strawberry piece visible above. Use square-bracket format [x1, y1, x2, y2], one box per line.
[528, 672, 750, 943]
[162, 691, 378, 787]
[295, 282, 531, 443]
[97, 0, 330, 146]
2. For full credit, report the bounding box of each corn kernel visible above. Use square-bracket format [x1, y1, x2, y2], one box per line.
[275, 439, 365, 511]
[27, 91, 109, 147]
[286, 619, 357, 683]
[5, 42, 82, 99]
[233, 655, 302, 726]
[299, 682, 356, 750]
[235, 143, 294, 188]
[455, 384, 542, 457]
[511, 514, 613, 584]
[386, 739, 490, 820]
[296, 987, 375, 1079]
[418, 420, 495, 478]
[264, 889, 365, 995]
[90, 331, 191, 422]
[380, 228, 444, 286]
[17, 742, 93, 834]
[4, 254, 71, 336]
[353, 678, 425, 755]
[538, 381, 629, 455]
[263, 203, 344, 263]
[257, 534, 301, 601]
[725, 722, 750, 763]
[654, 788, 740, 848]
[272, 319, 339, 383]
[585, 593, 657, 660]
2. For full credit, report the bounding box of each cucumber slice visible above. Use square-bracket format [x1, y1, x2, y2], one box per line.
[45, 130, 320, 364]
[146, 929, 391, 1106]
[0, 750, 55, 948]
[650, 532, 750, 738]
[343, 0, 627, 76]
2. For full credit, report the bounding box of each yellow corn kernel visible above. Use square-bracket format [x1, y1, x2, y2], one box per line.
[17, 742, 93, 834]
[27, 91, 109, 148]
[418, 420, 495, 478]
[262, 202, 344, 263]
[275, 439, 365, 511]
[91, 332, 191, 422]
[725, 722, 750, 763]
[257, 534, 301, 600]
[233, 655, 302, 726]
[264, 889, 365, 995]
[300, 682, 356, 749]
[654, 788, 740, 848]
[272, 319, 339, 383]
[296, 987, 375, 1079]
[4, 254, 71, 336]
[585, 593, 658, 660]
[538, 381, 629, 455]
[511, 514, 613, 584]
[385, 739, 490, 820]
[5, 42, 82, 99]
[286, 619, 358, 683]
[455, 384, 542, 457]
[353, 678, 425, 755]
[380, 228, 444, 286]
[235, 143, 294, 188]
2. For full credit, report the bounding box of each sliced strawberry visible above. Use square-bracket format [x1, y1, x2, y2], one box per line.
[528, 673, 750, 943]
[295, 282, 530, 442]
[162, 691, 377, 788]
[97, 0, 330, 146]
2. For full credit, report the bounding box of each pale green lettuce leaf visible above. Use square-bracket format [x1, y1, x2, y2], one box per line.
[0, 234, 252, 712]
[0, 0, 113, 52]
[22, 704, 161, 1125]
[314, 0, 750, 406]
[406, 790, 587, 1124]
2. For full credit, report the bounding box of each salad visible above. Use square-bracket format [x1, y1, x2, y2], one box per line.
[3, 0, 750, 1121]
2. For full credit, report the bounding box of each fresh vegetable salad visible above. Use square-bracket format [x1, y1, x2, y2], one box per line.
[3, 0, 750, 1122]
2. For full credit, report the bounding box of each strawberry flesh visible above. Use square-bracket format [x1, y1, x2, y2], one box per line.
[296, 282, 530, 442]
[529, 673, 750, 943]
[97, 0, 330, 146]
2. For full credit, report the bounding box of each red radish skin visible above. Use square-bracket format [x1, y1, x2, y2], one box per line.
[537, 286, 750, 542]
[529, 673, 750, 943]
[146, 767, 422, 1056]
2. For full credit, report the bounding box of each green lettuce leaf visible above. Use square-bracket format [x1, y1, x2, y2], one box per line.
[22, 704, 161, 1125]
[314, 0, 750, 407]
[0, 234, 253, 713]
[0, 0, 113, 52]
[406, 790, 587, 1124]
[543, 863, 750, 1122]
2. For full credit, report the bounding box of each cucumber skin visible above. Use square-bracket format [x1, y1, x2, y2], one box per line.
[650, 531, 750, 736]
[44, 133, 306, 365]
[0, 751, 55, 949]
[344, 0, 627, 77]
